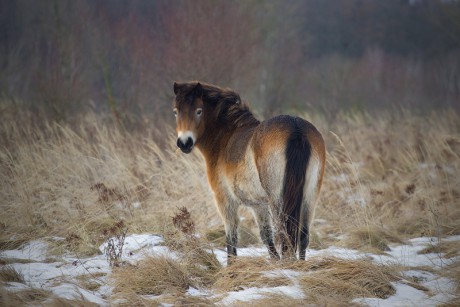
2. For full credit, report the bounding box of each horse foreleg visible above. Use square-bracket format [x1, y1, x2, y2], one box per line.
[252, 207, 279, 259]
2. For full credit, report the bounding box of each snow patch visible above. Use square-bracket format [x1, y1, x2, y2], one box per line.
[0, 240, 50, 262]
[220, 285, 305, 305]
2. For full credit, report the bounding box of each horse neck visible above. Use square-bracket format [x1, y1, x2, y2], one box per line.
[197, 114, 258, 168]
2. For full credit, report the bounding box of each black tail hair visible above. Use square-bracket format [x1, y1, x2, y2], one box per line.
[282, 119, 311, 254]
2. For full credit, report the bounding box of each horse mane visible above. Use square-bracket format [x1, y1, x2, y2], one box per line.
[193, 81, 259, 128]
[175, 81, 259, 128]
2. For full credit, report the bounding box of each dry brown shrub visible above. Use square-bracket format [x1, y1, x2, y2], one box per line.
[167, 207, 222, 287]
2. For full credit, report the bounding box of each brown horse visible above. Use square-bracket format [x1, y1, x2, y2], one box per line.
[172, 81, 325, 262]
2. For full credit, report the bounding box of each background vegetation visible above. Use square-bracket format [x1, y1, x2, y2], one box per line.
[1, 0, 459, 122]
[1, 0, 459, 305]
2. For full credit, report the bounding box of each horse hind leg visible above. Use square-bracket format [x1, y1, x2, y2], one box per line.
[281, 215, 298, 259]
[252, 206, 279, 259]
[217, 199, 240, 264]
[299, 158, 322, 260]
[299, 206, 310, 260]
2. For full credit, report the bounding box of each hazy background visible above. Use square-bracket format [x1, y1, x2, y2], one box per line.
[1, 0, 459, 125]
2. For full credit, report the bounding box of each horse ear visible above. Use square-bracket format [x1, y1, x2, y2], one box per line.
[194, 82, 203, 97]
[173, 82, 180, 95]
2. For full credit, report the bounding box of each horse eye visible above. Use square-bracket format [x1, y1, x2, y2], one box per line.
[196, 108, 203, 116]
[173, 108, 178, 117]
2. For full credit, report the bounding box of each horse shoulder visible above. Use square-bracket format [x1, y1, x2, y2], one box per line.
[223, 126, 257, 164]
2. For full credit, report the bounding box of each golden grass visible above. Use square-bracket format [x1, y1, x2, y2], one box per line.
[214, 257, 291, 292]
[297, 257, 399, 302]
[1, 102, 459, 304]
[339, 225, 404, 253]
[0, 287, 53, 306]
[418, 240, 460, 258]
[216, 255, 400, 305]
[111, 256, 193, 296]
[111, 223, 222, 303]
[1, 106, 459, 251]
[75, 273, 106, 292]
[314, 109, 460, 248]
[439, 258, 460, 306]
[0, 266, 24, 283]
[0, 287, 99, 307]
[109, 252, 402, 305]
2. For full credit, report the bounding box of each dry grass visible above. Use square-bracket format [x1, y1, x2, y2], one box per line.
[418, 240, 460, 258]
[1, 102, 459, 304]
[215, 256, 400, 305]
[0, 266, 24, 283]
[111, 256, 193, 296]
[339, 225, 404, 253]
[214, 257, 292, 292]
[0, 287, 52, 306]
[314, 110, 460, 248]
[75, 273, 106, 292]
[111, 210, 222, 302]
[0, 287, 99, 307]
[1, 105, 459, 251]
[297, 257, 399, 302]
[110, 252, 402, 305]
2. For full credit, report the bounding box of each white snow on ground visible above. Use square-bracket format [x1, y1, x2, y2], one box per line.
[0, 240, 51, 262]
[1, 234, 458, 306]
[220, 285, 305, 305]
[354, 280, 457, 307]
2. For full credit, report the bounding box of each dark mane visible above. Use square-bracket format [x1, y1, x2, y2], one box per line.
[175, 81, 259, 128]
[199, 82, 260, 128]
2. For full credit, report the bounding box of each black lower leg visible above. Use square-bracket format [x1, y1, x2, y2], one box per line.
[282, 218, 297, 258]
[260, 225, 279, 259]
[299, 226, 309, 260]
[226, 230, 238, 263]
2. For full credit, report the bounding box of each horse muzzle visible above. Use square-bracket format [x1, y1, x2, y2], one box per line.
[177, 137, 194, 154]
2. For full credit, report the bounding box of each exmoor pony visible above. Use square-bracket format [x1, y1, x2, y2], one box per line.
[172, 81, 325, 262]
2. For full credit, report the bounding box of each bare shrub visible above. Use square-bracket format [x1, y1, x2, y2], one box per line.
[102, 220, 128, 267]
[169, 207, 221, 287]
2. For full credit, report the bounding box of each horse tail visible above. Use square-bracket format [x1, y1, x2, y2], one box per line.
[282, 118, 312, 255]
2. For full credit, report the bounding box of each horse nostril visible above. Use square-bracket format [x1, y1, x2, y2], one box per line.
[177, 137, 194, 151]
[185, 137, 193, 148]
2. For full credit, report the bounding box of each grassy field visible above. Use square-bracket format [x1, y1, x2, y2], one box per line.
[1, 102, 459, 305]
